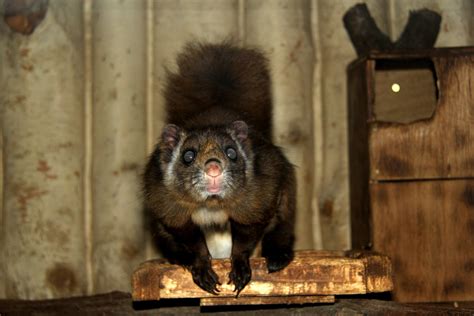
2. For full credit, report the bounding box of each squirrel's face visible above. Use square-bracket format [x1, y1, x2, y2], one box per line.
[159, 121, 252, 201]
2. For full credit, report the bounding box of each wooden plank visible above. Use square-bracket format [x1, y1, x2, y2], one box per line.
[369, 54, 474, 180]
[347, 47, 474, 70]
[200, 295, 335, 306]
[371, 179, 474, 302]
[132, 251, 392, 302]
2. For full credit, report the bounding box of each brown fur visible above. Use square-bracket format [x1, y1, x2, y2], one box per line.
[144, 42, 296, 295]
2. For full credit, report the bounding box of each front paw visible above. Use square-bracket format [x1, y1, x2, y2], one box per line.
[265, 250, 294, 273]
[190, 264, 221, 295]
[228, 258, 251, 295]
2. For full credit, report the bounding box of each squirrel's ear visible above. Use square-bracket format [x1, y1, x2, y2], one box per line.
[161, 124, 181, 148]
[229, 120, 248, 142]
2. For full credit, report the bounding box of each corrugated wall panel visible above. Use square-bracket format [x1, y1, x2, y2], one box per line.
[388, 0, 474, 46]
[245, 0, 315, 250]
[314, 0, 389, 250]
[152, 0, 239, 140]
[91, 0, 147, 293]
[0, 0, 87, 299]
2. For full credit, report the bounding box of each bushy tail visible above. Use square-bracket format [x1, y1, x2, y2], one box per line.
[164, 41, 273, 139]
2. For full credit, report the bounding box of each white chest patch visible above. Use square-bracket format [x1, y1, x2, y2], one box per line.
[204, 228, 232, 259]
[191, 208, 229, 226]
[191, 208, 232, 259]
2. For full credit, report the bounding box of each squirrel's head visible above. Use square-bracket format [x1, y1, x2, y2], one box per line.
[158, 120, 253, 202]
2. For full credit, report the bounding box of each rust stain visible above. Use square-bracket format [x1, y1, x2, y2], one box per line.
[121, 162, 139, 172]
[46, 263, 78, 295]
[281, 39, 303, 73]
[20, 48, 30, 57]
[122, 241, 140, 260]
[37, 160, 57, 180]
[109, 88, 118, 100]
[74, 170, 80, 178]
[16, 95, 26, 103]
[321, 199, 334, 218]
[21, 63, 34, 71]
[13, 183, 49, 221]
[113, 162, 140, 176]
[58, 141, 73, 149]
[37, 160, 51, 173]
[288, 39, 303, 64]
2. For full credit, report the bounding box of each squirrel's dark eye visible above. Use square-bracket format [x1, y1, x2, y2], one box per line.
[225, 147, 237, 160]
[182, 150, 196, 164]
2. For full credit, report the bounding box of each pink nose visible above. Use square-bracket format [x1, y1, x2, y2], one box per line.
[205, 161, 222, 177]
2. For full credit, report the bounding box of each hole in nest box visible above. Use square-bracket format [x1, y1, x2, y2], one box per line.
[374, 59, 438, 124]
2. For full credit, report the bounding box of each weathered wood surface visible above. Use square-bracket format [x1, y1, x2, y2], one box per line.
[348, 48, 474, 303]
[371, 180, 474, 302]
[370, 53, 474, 180]
[132, 251, 392, 303]
[200, 295, 335, 306]
[374, 67, 437, 124]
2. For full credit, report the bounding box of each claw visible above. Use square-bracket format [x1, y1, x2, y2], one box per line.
[191, 264, 221, 295]
[228, 258, 251, 296]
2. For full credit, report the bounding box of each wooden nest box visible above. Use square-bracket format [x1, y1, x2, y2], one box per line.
[348, 47, 474, 302]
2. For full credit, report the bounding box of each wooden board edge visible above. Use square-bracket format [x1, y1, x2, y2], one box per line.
[131, 251, 394, 301]
[131, 260, 172, 301]
[200, 295, 336, 306]
[363, 253, 394, 293]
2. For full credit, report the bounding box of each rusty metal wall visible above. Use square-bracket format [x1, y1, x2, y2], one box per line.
[0, 0, 473, 299]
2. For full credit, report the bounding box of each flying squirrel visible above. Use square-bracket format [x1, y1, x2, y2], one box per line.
[144, 42, 296, 295]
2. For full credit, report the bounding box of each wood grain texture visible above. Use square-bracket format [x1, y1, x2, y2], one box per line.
[374, 67, 437, 123]
[200, 295, 335, 306]
[132, 251, 392, 303]
[371, 180, 474, 302]
[369, 53, 474, 180]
